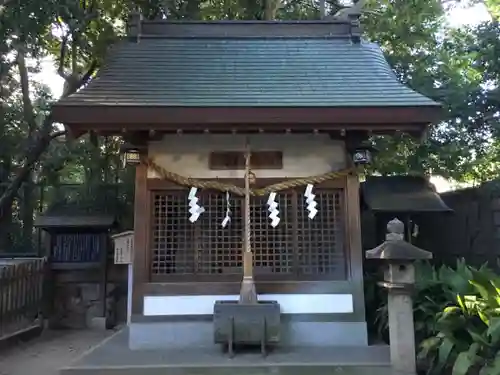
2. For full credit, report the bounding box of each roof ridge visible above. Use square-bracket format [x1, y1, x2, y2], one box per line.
[126, 18, 361, 43]
[133, 20, 354, 24]
[125, 34, 355, 40]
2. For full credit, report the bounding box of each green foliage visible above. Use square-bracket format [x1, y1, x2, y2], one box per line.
[3, 0, 500, 253]
[0, 0, 138, 252]
[2, 0, 499, 176]
[418, 264, 500, 375]
[361, 1, 500, 182]
[371, 260, 478, 343]
[370, 260, 500, 375]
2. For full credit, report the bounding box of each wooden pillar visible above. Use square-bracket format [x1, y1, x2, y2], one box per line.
[345, 172, 366, 321]
[132, 162, 149, 316]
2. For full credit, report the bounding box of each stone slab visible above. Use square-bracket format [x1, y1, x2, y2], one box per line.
[129, 321, 368, 350]
[63, 366, 397, 375]
[61, 328, 392, 375]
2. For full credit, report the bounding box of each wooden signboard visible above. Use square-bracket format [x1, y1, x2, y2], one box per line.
[111, 231, 134, 265]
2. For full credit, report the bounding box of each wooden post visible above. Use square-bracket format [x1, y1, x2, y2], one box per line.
[239, 145, 258, 304]
[131, 162, 148, 316]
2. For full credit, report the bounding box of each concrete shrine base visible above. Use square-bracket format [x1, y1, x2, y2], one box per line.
[60, 328, 399, 375]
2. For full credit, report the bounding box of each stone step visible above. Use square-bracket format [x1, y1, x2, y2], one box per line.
[61, 328, 395, 375]
[62, 364, 394, 375]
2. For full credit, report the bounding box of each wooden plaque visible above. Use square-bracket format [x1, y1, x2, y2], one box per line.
[209, 151, 283, 170]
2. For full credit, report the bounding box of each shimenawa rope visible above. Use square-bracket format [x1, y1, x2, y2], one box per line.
[142, 157, 355, 195]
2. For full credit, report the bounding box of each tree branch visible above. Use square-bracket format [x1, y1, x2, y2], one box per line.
[71, 38, 77, 73]
[0, 116, 54, 216]
[57, 35, 68, 80]
[0, 50, 94, 216]
[57, 36, 69, 80]
[0, 110, 67, 218]
[80, 60, 97, 86]
[0, 0, 99, 217]
[61, 59, 97, 97]
[15, 49, 36, 133]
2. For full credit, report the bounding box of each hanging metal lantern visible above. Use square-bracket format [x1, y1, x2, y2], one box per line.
[124, 149, 141, 165]
[352, 147, 372, 165]
[120, 143, 142, 167]
[351, 143, 376, 166]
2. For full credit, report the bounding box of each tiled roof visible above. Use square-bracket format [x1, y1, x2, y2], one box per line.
[58, 32, 438, 108]
[362, 176, 452, 213]
[34, 215, 116, 228]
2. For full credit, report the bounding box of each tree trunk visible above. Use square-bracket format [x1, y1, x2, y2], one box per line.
[0, 126, 58, 215]
[0, 33, 97, 218]
[264, 0, 276, 20]
[21, 178, 35, 251]
[186, 0, 201, 19]
[319, 0, 326, 18]
[87, 131, 102, 210]
[0, 160, 13, 253]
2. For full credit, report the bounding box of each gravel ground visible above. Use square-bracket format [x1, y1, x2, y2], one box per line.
[0, 327, 116, 375]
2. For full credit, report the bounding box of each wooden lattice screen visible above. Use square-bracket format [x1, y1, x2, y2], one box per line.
[151, 189, 346, 280]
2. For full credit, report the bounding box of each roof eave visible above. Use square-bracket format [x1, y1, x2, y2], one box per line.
[52, 104, 443, 136]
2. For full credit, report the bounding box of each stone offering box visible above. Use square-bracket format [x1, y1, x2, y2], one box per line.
[213, 300, 280, 357]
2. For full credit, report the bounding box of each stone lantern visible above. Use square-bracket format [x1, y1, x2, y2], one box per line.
[366, 218, 432, 375]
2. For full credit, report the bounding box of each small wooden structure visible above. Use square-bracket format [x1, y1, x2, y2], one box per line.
[52, 16, 442, 375]
[360, 176, 452, 249]
[0, 257, 46, 342]
[34, 214, 115, 329]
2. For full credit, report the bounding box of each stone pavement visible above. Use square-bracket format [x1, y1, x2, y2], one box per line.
[0, 327, 115, 375]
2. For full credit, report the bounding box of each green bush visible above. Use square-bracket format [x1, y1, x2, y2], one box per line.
[367, 259, 500, 375]
[418, 264, 500, 375]
[369, 260, 479, 344]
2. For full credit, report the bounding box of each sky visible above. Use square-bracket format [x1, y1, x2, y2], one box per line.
[34, 3, 492, 192]
[448, 2, 491, 26]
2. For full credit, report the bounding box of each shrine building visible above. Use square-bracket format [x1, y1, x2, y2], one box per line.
[51, 16, 442, 374]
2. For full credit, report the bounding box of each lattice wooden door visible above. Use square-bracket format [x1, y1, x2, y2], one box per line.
[151, 189, 346, 280]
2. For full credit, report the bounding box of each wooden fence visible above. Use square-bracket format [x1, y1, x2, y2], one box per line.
[0, 257, 46, 341]
[417, 182, 500, 267]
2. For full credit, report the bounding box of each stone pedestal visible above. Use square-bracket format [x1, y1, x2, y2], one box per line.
[366, 218, 432, 375]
